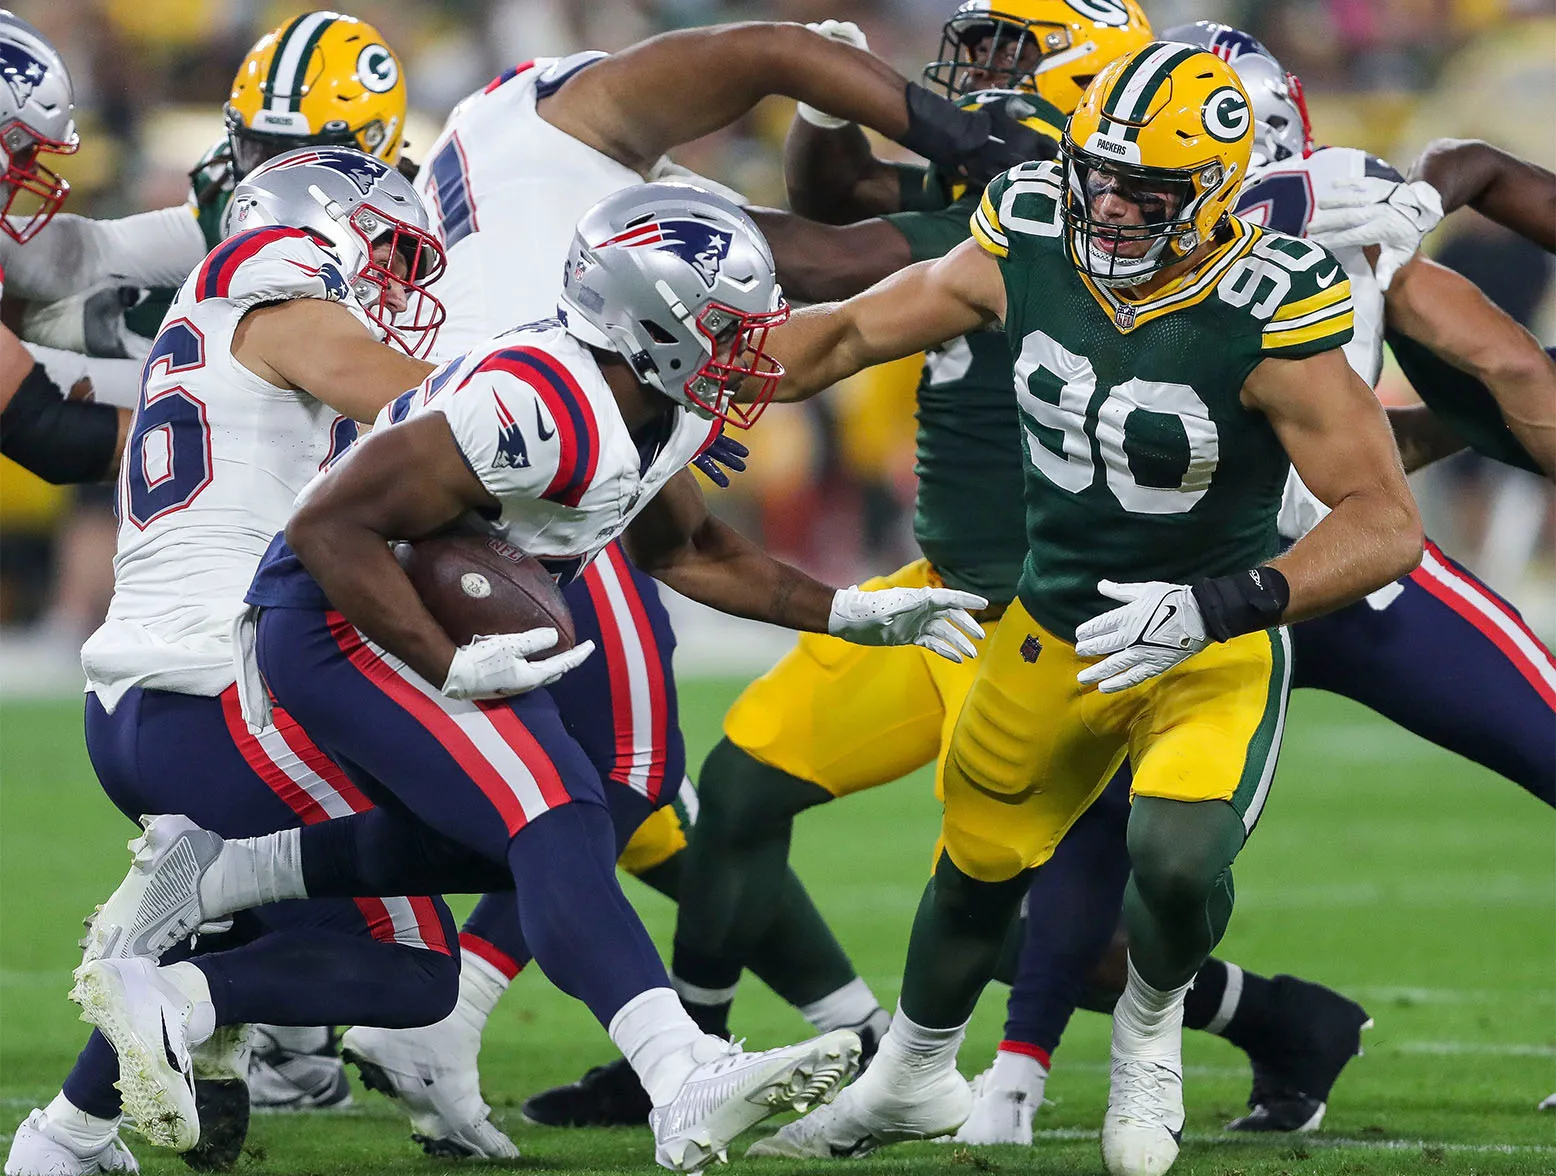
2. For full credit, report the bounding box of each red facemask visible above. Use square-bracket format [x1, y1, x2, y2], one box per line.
[0, 118, 77, 244]
[684, 299, 790, 429]
[347, 205, 448, 360]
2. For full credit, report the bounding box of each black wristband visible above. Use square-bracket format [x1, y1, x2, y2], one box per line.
[0, 361, 121, 485]
[1191, 567, 1290, 643]
[899, 83, 989, 170]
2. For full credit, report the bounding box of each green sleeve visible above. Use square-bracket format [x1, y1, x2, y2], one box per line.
[895, 162, 948, 213]
[882, 195, 979, 263]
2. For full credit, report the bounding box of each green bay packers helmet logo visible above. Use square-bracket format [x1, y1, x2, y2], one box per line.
[1203, 85, 1251, 142]
[356, 44, 398, 94]
[1064, 0, 1131, 26]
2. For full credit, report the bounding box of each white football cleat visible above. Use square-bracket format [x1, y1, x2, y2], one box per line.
[341, 1024, 515, 1159]
[81, 816, 222, 966]
[249, 1027, 352, 1113]
[654, 1030, 860, 1172]
[747, 1043, 969, 1160]
[951, 1067, 1038, 1145]
[4, 1109, 138, 1175]
[69, 959, 201, 1152]
[1101, 1058, 1184, 1176]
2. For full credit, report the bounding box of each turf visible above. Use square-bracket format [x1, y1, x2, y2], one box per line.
[1, 682, 1552, 1175]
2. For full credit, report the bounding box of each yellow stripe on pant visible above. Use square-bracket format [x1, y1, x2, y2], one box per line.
[941, 598, 1290, 883]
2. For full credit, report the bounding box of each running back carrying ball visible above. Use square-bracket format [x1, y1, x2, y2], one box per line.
[397, 533, 576, 650]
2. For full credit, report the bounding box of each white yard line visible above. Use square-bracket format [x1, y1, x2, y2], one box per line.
[1034, 1126, 1556, 1153]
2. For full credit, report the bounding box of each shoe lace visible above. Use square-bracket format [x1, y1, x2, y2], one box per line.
[1114, 1062, 1175, 1113]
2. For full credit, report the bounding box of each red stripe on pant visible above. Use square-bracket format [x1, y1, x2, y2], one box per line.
[270, 704, 373, 812]
[604, 543, 670, 803]
[325, 610, 531, 835]
[220, 686, 329, 824]
[582, 558, 638, 794]
[475, 700, 572, 811]
[459, 931, 523, 979]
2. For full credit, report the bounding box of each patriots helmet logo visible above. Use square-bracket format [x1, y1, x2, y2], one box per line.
[1203, 25, 1268, 62]
[268, 148, 390, 196]
[0, 44, 47, 109]
[597, 218, 732, 288]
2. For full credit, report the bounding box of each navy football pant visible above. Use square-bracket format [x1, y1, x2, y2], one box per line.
[64, 686, 457, 1120]
[256, 603, 668, 1024]
[1003, 546, 1556, 1057]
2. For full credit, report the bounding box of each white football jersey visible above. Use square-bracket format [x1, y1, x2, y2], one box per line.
[378, 319, 717, 576]
[81, 227, 373, 709]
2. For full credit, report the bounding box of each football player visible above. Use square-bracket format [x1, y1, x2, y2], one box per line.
[740, 44, 1423, 1176]
[81, 182, 990, 1174]
[4, 147, 451, 1176]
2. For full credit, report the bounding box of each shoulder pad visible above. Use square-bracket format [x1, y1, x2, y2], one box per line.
[971, 160, 1062, 259]
[534, 51, 607, 100]
[190, 228, 351, 308]
[1245, 227, 1355, 357]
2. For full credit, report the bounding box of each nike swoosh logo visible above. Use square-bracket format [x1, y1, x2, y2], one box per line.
[534, 403, 556, 442]
[1315, 265, 1340, 287]
[161, 1011, 182, 1072]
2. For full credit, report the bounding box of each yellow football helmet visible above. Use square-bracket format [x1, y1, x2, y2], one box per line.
[924, 0, 1153, 116]
[225, 11, 405, 180]
[1061, 42, 1254, 287]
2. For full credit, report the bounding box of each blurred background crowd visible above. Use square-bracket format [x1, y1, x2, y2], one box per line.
[2, 0, 1553, 681]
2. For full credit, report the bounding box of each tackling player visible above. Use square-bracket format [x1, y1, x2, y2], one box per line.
[743, 44, 1422, 1176]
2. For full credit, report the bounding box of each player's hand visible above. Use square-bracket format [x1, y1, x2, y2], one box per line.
[441, 629, 595, 699]
[798, 21, 871, 129]
[692, 430, 749, 488]
[1075, 580, 1208, 694]
[1306, 177, 1444, 291]
[828, 585, 987, 662]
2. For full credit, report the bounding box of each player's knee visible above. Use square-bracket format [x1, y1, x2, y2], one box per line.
[697, 738, 830, 836]
[377, 945, 461, 1028]
[933, 849, 1029, 933]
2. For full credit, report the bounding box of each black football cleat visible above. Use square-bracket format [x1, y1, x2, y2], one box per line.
[1226, 974, 1372, 1133]
[522, 1058, 652, 1128]
[182, 1078, 250, 1171]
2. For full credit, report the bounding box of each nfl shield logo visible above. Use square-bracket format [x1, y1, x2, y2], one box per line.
[1020, 634, 1042, 663]
[1114, 303, 1136, 330]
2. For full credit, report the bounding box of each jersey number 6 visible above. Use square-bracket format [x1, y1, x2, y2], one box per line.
[125, 319, 213, 530]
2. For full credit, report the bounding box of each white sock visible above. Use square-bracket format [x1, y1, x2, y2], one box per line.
[990, 1047, 1048, 1098]
[256, 1025, 331, 1054]
[608, 987, 706, 1106]
[197, 828, 305, 917]
[1113, 959, 1191, 1061]
[876, 1004, 967, 1072]
[42, 1092, 118, 1152]
[453, 953, 510, 1041]
[161, 961, 217, 1046]
[797, 977, 883, 1034]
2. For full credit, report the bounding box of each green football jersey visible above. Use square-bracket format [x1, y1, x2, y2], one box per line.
[125, 139, 235, 341]
[973, 160, 1356, 638]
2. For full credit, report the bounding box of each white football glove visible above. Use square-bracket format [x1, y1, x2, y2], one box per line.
[797, 21, 870, 129]
[1075, 580, 1208, 694]
[828, 585, 987, 663]
[1305, 176, 1444, 291]
[442, 628, 595, 700]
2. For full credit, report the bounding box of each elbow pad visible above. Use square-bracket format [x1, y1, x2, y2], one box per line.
[1, 361, 121, 484]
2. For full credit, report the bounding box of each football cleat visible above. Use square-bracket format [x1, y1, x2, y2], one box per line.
[249, 1027, 352, 1113]
[521, 1057, 651, 1128]
[69, 959, 201, 1152]
[1540, 1092, 1556, 1111]
[747, 1044, 969, 1159]
[951, 1067, 1038, 1145]
[184, 1024, 253, 1171]
[1226, 975, 1373, 1133]
[341, 1024, 515, 1159]
[81, 816, 222, 967]
[4, 1109, 138, 1175]
[1101, 1058, 1183, 1176]
[654, 1030, 860, 1172]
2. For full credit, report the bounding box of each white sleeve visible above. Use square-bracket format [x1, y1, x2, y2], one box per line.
[0, 206, 208, 301]
[427, 370, 567, 507]
[213, 230, 360, 314]
[24, 343, 144, 409]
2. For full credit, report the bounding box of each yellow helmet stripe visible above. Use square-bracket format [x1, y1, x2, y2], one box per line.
[265, 10, 341, 113]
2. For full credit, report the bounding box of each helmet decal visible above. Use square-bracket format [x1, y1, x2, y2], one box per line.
[1203, 87, 1251, 142]
[267, 147, 390, 195]
[1064, 0, 1131, 26]
[356, 44, 398, 94]
[599, 219, 733, 289]
[0, 43, 47, 108]
[1200, 26, 1268, 62]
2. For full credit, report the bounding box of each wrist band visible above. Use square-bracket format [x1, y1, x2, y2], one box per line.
[1191, 566, 1290, 643]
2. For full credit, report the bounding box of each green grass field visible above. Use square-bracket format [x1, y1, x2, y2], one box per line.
[1, 682, 1552, 1176]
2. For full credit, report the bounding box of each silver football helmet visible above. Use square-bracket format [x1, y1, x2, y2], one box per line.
[1163, 22, 1311, 169]
[0, 10, 78, 243]
[223, 145, 446, 357]
[558, 182, 789, 428]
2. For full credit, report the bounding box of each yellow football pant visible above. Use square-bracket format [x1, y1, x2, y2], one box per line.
[942, 598, 1291, 883]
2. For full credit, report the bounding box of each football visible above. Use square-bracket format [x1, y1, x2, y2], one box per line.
[396, 532, 575, 651]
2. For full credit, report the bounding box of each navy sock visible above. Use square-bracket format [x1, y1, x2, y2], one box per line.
[61, 1032, 122, 1120]
[1002, 772, 1132, 1056]
[508, 801, 668, 1026]
[298, 808, 511, 898]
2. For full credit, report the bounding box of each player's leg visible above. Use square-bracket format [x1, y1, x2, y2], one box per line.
[1291, 540, 1555, 806]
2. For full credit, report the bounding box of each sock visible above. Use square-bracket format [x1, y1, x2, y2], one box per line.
[1112, 959, 1190, 1062]
[452, 951, 511, 1042]
[877, 1005, 967, 1071]
[608, 987, 705, 1106]
[669, 969, 739, 1037]
[42, 1091, 119, 1152]
[797, 977, 882, 1034]
[298, 810, 511, 899]
[198, 828, 305, 917]
[60, 1033, 122, 1121]
[1183, 958, 1241, 1034]
[163, 961, 217, 1046]
[254, 1025, 332, 1054]
[989, 1046, 1049, 1098]
[742, 869, 865, 1009]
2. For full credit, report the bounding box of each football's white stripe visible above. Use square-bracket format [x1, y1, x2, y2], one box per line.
[1112, 43, 1186, 122]
[1418, 546, 1556, 695]
[1241, 625, 1291, 834]
[268, 11, 336, 111]
[1264, 299, 1354, 334]
[592, 552, 658, 797]
[249, 723, 359, 819]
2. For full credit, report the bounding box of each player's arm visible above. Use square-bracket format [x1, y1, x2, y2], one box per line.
[0, 206, 208, 302]
[286, 415, 500, 687]
[746, 208, 913, 303]
[784, 121, 914, 221]
[0, 324, 129, 483]
[1383, 255, 1556, 475]
[1246, 348, 1424, 622]
[1385, 404, 1468, 473]
[539, 23, 1031, 183]
[761, 236, 1002, 403]
[232, 298, 435, 423]
[1412, 138, 1556, 250]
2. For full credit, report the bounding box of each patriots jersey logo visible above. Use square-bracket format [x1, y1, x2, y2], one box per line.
[0, 45, 47, 109]
[598, 218, 732, 288]
[268, 148, 390, 196]
[493, 393, 530, 470]
[285, 259, 350, 301]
